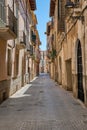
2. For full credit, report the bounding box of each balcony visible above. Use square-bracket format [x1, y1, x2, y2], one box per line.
[47, 49, 57, 62]
[31, 31, 36, 46]
[27, 45, 33, 57]
[19, 31, 26, 48]
[0, 4, 17, 40]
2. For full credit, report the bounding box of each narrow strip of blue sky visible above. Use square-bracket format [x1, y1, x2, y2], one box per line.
[35, 0, 50, 51]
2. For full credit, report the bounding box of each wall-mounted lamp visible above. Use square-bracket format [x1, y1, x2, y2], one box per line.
[44, 32, 49, 35]
[44, 32, 47, 34]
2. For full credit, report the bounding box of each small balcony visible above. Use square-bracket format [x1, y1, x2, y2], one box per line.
[31, 31, 36, 46]
[19, 31, 26, 48]
[0, 4, 17, 40]
[27, 45, 33, 57]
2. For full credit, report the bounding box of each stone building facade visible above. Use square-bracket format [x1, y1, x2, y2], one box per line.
[47, 0, 87, 106]
[0, 0, 40, 103]
[40, 51, 47, 73]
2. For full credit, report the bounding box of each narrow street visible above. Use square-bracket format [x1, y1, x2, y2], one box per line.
[0, 74, 87, 130]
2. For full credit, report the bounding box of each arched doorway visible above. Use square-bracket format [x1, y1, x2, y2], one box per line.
[77, 40, 84, 102]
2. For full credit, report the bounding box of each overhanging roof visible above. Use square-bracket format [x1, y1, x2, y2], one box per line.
[49, 0, 56, 17]
[29, 0, 36, 10]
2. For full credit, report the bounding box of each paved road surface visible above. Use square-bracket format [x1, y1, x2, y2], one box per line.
[0, 74, 87, 130]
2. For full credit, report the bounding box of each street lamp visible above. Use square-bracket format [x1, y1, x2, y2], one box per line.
[44, 32, 49, 35]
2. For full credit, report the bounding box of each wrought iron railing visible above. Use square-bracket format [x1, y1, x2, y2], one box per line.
[0, 4, 17, 36]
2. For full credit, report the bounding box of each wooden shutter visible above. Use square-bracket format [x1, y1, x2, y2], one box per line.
[58, 0, 65, 32]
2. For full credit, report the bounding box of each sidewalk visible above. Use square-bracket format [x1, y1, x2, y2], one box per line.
[0, 74, 87, 130]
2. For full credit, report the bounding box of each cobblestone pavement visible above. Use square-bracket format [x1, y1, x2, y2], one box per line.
[0, 74, 87, 130]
